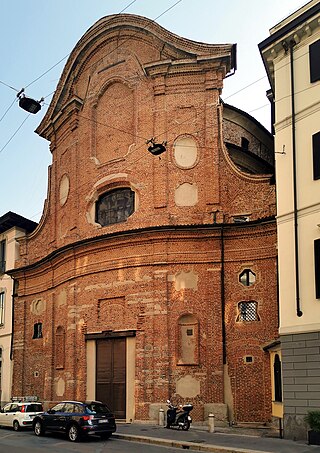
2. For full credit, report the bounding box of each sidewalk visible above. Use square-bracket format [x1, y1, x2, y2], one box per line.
[114, 422, 320, 453]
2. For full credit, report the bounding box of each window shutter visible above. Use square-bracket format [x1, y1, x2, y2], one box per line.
[313, 132, 320, 180]
[314, 239, 320, 299]
[310, 39, 320, 83]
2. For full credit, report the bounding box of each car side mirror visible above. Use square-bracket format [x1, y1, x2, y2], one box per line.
[48, 409, 56, 414]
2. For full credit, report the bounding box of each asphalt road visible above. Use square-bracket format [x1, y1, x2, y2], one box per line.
[0, 427, 191, 453]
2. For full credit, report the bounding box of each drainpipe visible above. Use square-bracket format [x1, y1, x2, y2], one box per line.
[220, 225, 227, 363]
[287, 39, 303, 317]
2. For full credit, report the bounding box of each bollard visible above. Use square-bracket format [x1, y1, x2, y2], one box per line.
[208, 413, 215, 433]
[159, 408, 165, 426]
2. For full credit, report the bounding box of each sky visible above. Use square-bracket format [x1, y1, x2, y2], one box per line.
[0, 0, 307, 222]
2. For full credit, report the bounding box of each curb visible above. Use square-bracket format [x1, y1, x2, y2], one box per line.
[113, 432, 274, 453]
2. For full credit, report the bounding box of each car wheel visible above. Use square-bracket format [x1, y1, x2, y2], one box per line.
[68, 424, 80, 442]
[34, 420, 45, 436]
[13, 420, 20, 431]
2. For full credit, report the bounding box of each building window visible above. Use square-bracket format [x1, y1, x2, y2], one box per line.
[96, 188, 135, 227]
[233, 216, 249, 223]
[313, 132, 320, 180]
[273, 354, 282, 402]
[33, 322, 43, 339]
[241, 137, 249, 150]
[314, 239, 320, 299]
[0, 292, 4, 326]
[310, 39, 320, 83]
[239, 269, 256, 286]
[0, 240, 5, 274]
[237, 301, 260, 322]
[178, 314, 199, 365]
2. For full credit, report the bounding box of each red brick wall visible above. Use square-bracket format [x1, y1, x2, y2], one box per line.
[11, 15, 277, 423]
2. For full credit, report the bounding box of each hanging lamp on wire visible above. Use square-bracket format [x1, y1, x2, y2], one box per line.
[147, 138, 167, 156]
[17, 88, 44, 114]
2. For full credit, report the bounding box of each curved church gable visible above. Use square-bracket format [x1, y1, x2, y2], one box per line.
[9, 14, 278, 427]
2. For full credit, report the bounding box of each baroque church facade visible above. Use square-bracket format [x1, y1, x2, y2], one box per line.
[9, 15, 278, 424]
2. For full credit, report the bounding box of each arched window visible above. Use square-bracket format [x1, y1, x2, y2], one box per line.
[178, 314, 199, 365]
[96, 188, 135, 227]
[55, 326, 65, 369]
[274, 354, 282, 402]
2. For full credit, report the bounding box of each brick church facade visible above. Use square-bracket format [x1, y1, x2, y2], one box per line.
[9, 15, 278, 423]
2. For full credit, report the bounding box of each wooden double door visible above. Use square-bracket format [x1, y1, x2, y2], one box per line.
[96, 338, 126, 419]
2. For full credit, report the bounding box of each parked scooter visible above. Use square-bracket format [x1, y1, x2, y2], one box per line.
[165, 399, 193, 430]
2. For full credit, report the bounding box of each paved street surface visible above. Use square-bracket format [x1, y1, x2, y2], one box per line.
[0, 428, 179, 453]
[1, 422, 320, 453]
[116, 422, 320, 453]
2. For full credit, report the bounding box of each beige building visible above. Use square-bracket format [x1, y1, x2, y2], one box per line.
[259, 0, 320, 441]
[0, 212, 37, 405]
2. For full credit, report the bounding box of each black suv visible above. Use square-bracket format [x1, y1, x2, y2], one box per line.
[32, 401, 116, 442]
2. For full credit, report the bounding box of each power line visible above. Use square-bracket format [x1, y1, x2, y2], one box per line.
[0, 97, 17, 123]
[0, 115, 30, 154]
[119, 0, 138, 14]
[0, 0, 184, 161]
[223, 76, 267, 100]
[0, 79, 19, 92]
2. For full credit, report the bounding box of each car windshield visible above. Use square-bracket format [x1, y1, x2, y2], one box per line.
[86, 403, 112, 414]
[26, 404, 43, 412]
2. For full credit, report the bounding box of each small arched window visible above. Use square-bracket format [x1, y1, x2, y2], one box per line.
[96, 188, 135, 227]
[55, 326, 65, 369]
[178, 314, 199, 365]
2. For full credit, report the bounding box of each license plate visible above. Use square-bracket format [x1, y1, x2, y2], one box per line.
[99, 419, 109, 423]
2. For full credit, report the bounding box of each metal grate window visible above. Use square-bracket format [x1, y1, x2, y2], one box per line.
[96, 188, 135, 227]
[237, 301, 259, 322]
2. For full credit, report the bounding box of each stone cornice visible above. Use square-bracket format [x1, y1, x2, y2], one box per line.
[36, 96, 83, 143]
[7, 218, 275, 278]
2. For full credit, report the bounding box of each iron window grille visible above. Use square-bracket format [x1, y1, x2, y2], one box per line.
[96, 188, 135, 227]
[237, 301, 259, 322]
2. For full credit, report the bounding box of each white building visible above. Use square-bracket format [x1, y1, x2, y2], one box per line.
[0, 212, 37, 405]
[259, 0, 320, 441]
